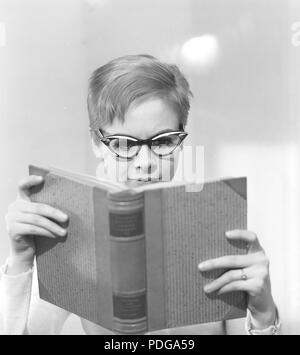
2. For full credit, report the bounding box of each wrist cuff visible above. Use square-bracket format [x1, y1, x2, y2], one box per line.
[245, 307, 281, 335]
[1, 259, 34, 279]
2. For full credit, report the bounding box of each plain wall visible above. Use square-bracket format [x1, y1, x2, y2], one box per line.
[0, 0, 88, 264]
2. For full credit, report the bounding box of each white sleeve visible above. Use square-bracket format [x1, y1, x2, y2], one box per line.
[0, 261, 33, 335]
[0, 260, 72, 335]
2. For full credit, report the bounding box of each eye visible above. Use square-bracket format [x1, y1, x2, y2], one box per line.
[109, 138, 136, 151]
[152, 135, 180, 147]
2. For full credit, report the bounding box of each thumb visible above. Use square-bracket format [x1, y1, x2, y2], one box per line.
[17, 175, 44, 201]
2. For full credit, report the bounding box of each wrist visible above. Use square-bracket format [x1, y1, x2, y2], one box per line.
[7, 253, 34, 276]
[248, 302, 277, 330]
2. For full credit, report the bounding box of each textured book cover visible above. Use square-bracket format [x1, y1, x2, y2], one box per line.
[144, 181, 247, 331]
[28, 165, 247, 334]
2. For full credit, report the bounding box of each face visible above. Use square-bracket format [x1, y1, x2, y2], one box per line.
[93, 98, 183, 186]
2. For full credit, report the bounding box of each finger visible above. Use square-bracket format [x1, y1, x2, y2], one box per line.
[11, 222, 59, 239]
[14, 212, 67, 237]
[204, 268, 253, 294]
[225, 229, 262, 253]
[198, 253, 262, 271]
[18, 201, 68, 223]
[217, 279, 257, 295]
[17, 175, 44, 201]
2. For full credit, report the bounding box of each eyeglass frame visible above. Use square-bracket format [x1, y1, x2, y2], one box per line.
[95, 128, 188, 160]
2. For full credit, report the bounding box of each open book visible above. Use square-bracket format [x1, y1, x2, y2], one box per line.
[29, 164, 248, 334]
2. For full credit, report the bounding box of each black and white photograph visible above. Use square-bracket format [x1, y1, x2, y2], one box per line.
[0, 0, 299, 338]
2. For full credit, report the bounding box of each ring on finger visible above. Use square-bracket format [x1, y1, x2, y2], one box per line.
[240, 268, 248, 281]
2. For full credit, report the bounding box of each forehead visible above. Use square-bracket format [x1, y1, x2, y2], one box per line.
[103, 98, 180, 139]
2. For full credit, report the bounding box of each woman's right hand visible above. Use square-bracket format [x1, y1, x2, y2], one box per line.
[4, 175, 69, 274]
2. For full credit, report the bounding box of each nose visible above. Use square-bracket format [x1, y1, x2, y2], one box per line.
[133, 144, 157, 174]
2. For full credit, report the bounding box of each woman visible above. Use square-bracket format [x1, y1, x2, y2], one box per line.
[0, 55, 279, 335]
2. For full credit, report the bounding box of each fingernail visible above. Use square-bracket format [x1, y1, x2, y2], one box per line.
[204, 285, 212, 293]
[198, 263, 206, 271]
[57, 228, 67, 236]
[59, 213, 68, 221]
[225, 231, 235, 237]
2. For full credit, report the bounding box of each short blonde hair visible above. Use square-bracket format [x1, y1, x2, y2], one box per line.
[87, 54, 192, 143]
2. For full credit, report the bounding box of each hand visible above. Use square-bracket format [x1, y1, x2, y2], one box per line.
[5, 175, 69, 273]
[198, 230, 276, 329]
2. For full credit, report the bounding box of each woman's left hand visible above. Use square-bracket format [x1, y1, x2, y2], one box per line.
[198, 229, 276, 329]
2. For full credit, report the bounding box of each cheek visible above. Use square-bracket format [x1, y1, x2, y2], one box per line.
[103, 155, 129, 182]
[159, 155, 176, 181]
[172, 151, 180, 172]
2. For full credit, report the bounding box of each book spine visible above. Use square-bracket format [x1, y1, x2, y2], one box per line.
[108, 192, 147, 334]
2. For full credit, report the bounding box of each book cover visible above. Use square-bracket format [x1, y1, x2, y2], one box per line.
[28, 164, 247, 334]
